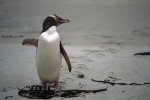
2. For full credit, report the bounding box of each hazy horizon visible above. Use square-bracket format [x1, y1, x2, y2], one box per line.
[0, 0, 150, 35]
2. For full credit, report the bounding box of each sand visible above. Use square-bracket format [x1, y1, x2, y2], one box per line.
[0, 0, 150, 100]
[0, 31, 150, 100]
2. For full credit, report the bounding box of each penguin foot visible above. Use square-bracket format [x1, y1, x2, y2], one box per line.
[41, 81, 59, 89]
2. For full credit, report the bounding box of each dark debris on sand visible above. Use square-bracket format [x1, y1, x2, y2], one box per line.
[18, 85, 107, 99]
[78, 74, 85, 78]
[1, 35, 24, 38]
[134, 52, 150, 56]
[5, 96, 13, 100]
[91, 79, 150, 86]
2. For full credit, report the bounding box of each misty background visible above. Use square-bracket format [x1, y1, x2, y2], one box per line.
[0, 0, 150, 46]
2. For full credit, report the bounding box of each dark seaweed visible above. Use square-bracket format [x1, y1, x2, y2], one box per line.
[18, 85, 107, 99]
[134, 52, 150, 55]
[91, 79, 150, 86]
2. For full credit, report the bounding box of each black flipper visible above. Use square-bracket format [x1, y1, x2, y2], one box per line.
[60, 42, 72, 72]
[22, 38, 38, 47]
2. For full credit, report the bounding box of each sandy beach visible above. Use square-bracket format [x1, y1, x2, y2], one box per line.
[0, 0, 150, 100]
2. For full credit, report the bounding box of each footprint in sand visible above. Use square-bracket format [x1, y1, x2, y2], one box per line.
[77, 64, 88, 71]
[82, 49, 106, 58]
[73, 71, 82, 75]
[105, 72, 121, 82]
[63, 77, 74, 82]
[76, 56, 93, 63]
[72, 71, 84, 77]
[78, 82, 88, 88]
[60, 77, 74, 88]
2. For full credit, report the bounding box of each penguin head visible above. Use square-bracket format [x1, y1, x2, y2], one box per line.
[50, 14, 70, 26]
[41, 14, 70, 33]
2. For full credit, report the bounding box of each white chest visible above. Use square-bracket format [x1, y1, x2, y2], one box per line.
[36, 26, 62, 82]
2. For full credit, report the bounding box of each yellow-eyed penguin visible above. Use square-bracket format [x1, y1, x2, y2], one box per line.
[22, 14, 71, 88]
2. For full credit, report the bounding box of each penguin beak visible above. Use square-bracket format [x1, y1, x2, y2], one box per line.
[58, 18, 70, 24]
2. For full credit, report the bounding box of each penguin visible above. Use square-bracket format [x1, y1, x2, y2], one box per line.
[22, 14, 71, 88]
